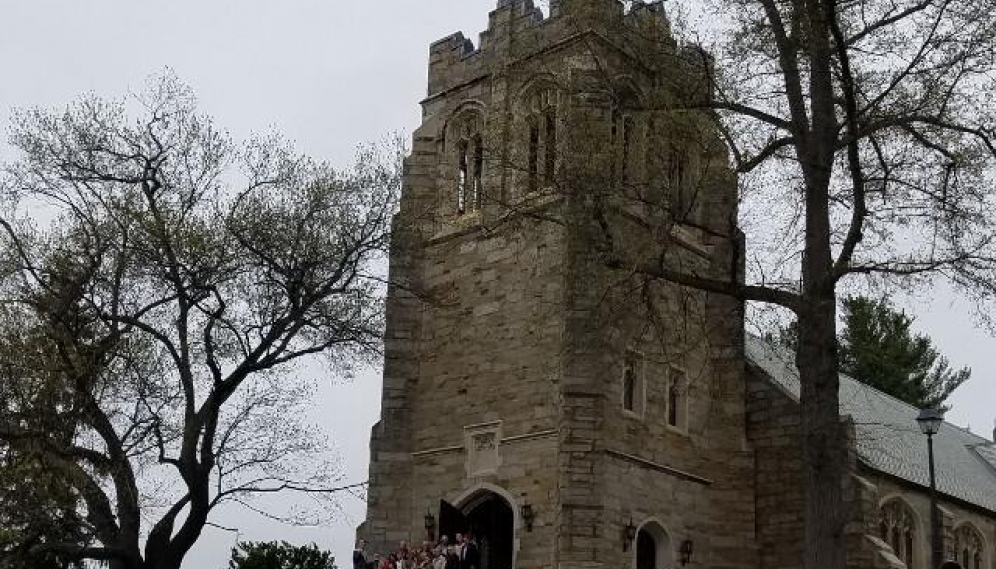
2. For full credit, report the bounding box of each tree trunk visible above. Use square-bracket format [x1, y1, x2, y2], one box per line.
[797, 72, 848, 564]
[797, 294, 848, 569]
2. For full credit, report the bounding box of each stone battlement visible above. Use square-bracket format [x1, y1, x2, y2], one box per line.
[426, 0, 672, 97]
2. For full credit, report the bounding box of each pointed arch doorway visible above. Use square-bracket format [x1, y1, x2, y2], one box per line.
[632, 520, 672, 569]
[637, 530, 657, 569]
[439, 489, 515, 569]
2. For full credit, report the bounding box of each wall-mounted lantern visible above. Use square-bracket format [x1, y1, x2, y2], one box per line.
[520, 503, 535, 532]
[424, 511, 436, 542]
[622, 519, 637, 551]
[680, 539, 694, 565]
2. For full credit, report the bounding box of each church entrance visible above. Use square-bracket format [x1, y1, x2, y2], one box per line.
[636, 529, 657, 569]
[633, 521, 671, 569]
[439, 491, 515, 569]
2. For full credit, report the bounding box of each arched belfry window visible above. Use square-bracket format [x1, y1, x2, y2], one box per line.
[544, 108, 557, 184]
[446, 108, 485, 215]
[521, 84, 560, 193]
[879, 498, 918, 568]
[458, 140, 470, 214]
[472, 135, 484, 210]
[528, 117, 541, 193]
[667, 144, 694, 221]
[610, 86, 643, 189]
[621, 115, 634, 185]
[955, 523, 985, 569]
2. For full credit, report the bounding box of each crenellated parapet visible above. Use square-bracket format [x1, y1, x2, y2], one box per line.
[425, 0, 677, 99]
[427, 32, 479, 96]
[418, 0, 722, 233]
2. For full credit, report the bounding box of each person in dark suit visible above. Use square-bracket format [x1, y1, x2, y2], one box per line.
[460, 532, 480, 569]
[445, 547, 460, 569]
[353, 539, 371, 569]
[942, 562, 963, 569]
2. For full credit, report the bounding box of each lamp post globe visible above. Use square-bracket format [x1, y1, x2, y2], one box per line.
[917, 408, 944, 436]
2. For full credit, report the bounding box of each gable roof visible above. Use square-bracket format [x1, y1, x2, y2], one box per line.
[745, 334, 996, 514]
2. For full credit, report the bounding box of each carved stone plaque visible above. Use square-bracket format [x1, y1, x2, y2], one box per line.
[465, 422, 502, 476]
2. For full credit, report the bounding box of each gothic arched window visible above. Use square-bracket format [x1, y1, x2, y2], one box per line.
[879, 498, 918, 568]
[610, 85, 642, 189]
[472, 135, 483, 210]
[544, 108, 557, 184]
[528, 117, 540, 193]
[621, 115, 634, 185]
[955, 523, 985, 569]
[667, 367, 687, 430]
[521, 84, 559, 194]
[458, 140, 470, 214]
[446, 108, 485, 215]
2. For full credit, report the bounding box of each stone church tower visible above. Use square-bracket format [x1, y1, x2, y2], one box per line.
[360, 1, 758, 568]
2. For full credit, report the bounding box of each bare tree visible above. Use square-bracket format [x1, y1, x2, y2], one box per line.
[0, 75, 400, 569]
[464, 1, 996, 568]
[571, 1, 996, 568]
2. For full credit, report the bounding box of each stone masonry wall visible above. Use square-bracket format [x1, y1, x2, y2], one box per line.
[406, 216, 567, 569]
[562, 234, 755, 569]
[746, 366, 805, 569]
[408, 435, 560, 569]
[745, 366, 996, 569]
[557, 219, 756, 569]
[548, 14, 753, 563]
[362, 3, 752, 569]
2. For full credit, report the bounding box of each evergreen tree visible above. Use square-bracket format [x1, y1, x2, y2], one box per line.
[228, 541, 336, 569]
[838, 297, 969, 410]
[773, 297, 970, 409]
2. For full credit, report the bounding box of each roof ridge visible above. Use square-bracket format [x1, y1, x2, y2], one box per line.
[745, 332, 996, 515]
[745, 332, 985, 441]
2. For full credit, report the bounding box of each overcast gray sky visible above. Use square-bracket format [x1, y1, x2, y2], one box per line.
[1, 1, 993, 568]
[0, 1, 499, 567]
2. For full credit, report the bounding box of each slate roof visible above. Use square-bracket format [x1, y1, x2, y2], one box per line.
[745, 334, 996, 514]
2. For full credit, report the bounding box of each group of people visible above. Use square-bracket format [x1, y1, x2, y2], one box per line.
[353, 533, 481, 569]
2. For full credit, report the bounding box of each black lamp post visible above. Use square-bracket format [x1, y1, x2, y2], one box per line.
[917, 408, 944, 569]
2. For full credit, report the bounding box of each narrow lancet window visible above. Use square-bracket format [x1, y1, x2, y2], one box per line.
[544, 109, 557, 185]
[473, 135, 484, 210]
[611, 108, 621, 182]
[667, 367, 687, 430]
[528, 118, 540, 193]
[523, 86, 558, 194]
[458, 141, 469, 214]
[621, 115, 634, 186]
[622, 350, 643, 415]
[623, 365, 636, 412]
[669, 148, 690, 220]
